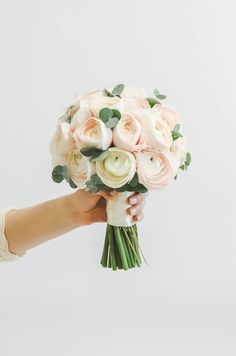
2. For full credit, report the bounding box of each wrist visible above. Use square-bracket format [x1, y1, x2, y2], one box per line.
[64, 191, 90, 228]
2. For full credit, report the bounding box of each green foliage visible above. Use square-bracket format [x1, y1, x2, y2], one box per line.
[99, 107, 121, 128]
[99, 108, 113, 123]
[153, 88, 167, 100]
[103, 83, 125, 98]
[80, 147, 109, 163]
[171, 130, 183, 141]
[51, 165, 78, 189]
[146, 97, 160, 107]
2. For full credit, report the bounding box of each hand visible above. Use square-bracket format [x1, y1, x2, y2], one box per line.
[69, 189, 147, 226]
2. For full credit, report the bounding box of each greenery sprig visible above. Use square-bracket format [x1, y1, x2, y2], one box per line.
[52, 165, 77, 188]
[80, 147, 109, 162]
[99, 107, 121, 128]
[85, 173, 148, 194]
[103, 83, 125, 98]
[174, 151, 192, 180]
[146, 88, 167, 108]
[171, 123, 183, 141]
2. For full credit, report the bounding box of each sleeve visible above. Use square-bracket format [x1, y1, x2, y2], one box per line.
[0, 208, 24, 262]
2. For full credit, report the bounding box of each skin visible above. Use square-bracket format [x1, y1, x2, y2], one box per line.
[5, 190, 146, 256]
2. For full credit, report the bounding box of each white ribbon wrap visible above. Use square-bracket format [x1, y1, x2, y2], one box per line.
[106, 191, 135, 227]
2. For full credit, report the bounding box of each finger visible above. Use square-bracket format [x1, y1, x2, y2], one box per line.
[133, 212, 144, 222]
[127, 202, 145, 217]
[128, 193, 147, 206]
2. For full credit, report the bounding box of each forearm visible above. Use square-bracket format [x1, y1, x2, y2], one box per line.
[5, 193, 83, 256]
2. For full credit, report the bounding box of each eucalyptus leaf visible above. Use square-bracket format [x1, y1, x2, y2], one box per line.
[103, 88, 111, 97]
[129, 173, 139, 187]
[153, 89, 160, 97]
[99, 107, 113, 123]
[146, 97, 160, 108]
[115, 184, 129, 192]
[69, 179, 78, 189]
[111, 84, 125, 97]
[112, 109, 121, 119]
[80, 147, 97, 157]
[173, 124, 180, 132]
[157, 94, 166, 100]
[174, 175, 177, 180]
[185, 152, 191, 166]
[180, 164, 185, 171]
[133, 184, 148, 193]
[105, 117, 119, 128]
[90, 150, 109, 162]
[171, 131, 183, 141]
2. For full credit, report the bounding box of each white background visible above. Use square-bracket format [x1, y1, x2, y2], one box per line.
[0, 0, 235, 355]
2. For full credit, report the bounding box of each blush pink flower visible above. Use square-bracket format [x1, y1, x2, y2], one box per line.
[113, 113, 144, 152]
[135, 148, 175, 190]
[153, 105, 181, 130]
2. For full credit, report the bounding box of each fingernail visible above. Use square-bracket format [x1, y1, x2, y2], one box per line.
[130, 208, 137, 216]
[130, 197, 137, 205]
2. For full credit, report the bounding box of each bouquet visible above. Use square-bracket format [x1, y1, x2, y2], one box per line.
[50, 84, 191, 270]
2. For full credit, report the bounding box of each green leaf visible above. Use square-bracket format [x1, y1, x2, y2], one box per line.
[180, 164, 185, 171]
[171, 131, 183, 141]
[112, 109, 121, 120]
[111, 84, 125, 97]
[173, 124, 180, 132]
[52, 165, 64, 183]
[80, 147, 97, 157]
[52, 172, 64, 183]
[89, 150, 109, 162]
[153, 89, 160, 97]
[157, 94, 166, 100]
[105, 117, 119, 128]
[115, 184, 129, 192]
[103, 88, 111, 97]
[129, 173, 139, 187]
[90, 174, 103, 184]
[69, 179, 78, 189]
[185, 152, 191, 166]
[146, 97, 160, 108]
[133, 183, 148, 193]
[99, 107, 113, 123]
[174, 174, 177, 180]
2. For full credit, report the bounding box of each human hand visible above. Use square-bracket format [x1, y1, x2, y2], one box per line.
[69, 189, 147, 226]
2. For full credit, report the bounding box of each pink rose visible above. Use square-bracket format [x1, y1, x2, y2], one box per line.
[113, 113, 144, 152]
[73, 116, 112, 150]
[153, 104, 181, 130]
[135, 148, 175, 190]
[141, 109, 173, 150]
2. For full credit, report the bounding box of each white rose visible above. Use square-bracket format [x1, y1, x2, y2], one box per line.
[67, 145, 94, 188]
[141, 108, 173, 150]
[96, 147, 136, 188]
[73, 116, 112, 150]
[113, 113, 144, 152]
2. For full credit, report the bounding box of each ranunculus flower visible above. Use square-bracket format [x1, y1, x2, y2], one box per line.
[153, 104, 181, 130]
[135, 148, 175, 190]
[67, 145, 94, 188]
[73, 116, 112, 150]
[49, 122, 75, 166]
[171, 136, 187, 166]
[122, 86, 149, 111]
[113, 113, 144, 152]
[89, 95, 124, 118]
[141, 109, 173, 150]
[96, 147, 136, 188]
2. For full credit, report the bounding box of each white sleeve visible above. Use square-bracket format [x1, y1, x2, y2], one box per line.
[0, 208, 23, 262]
